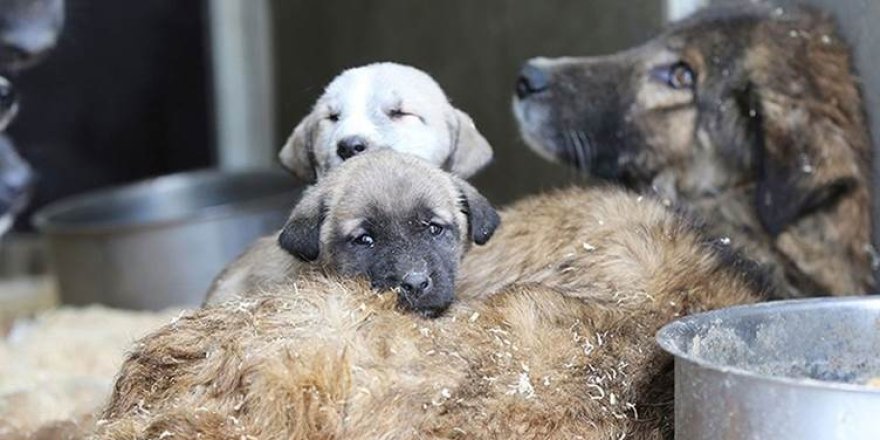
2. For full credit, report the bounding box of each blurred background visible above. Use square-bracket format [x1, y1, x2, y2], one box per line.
[9, 0, 666, 227]
[1, 0, 878, 311]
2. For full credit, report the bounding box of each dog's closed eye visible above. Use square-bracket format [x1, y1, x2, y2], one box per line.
[387, 107, 422, 122]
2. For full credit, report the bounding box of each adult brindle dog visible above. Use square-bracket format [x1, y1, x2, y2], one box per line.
[514, 4, 874, 298]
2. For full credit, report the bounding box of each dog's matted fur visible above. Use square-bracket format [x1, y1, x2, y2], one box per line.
[514, 4, 874, 297]
[94, 187, 769, 439]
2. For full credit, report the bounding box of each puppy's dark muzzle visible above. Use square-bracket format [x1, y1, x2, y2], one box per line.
[395, 272, 452, 319]
[516, 63, 550, 99]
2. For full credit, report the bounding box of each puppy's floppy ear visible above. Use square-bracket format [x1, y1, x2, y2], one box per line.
[278, 112, 320, 183]
[278, 186, 326, 262]
[746, 45, 865, 236]
[455, 178, 500, 245]
[446, 108, 493, 179]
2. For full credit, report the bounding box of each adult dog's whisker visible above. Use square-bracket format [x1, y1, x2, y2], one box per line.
[564, 130, 581, 171]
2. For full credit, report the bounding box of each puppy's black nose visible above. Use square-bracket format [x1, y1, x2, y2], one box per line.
[516, 63, 550, 99]
[337, 136, 368, 160]
[400, 272, 432, 298]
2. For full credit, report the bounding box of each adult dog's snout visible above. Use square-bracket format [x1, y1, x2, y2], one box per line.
[337, 136, 369, 160]
[516, 62, 550, 99]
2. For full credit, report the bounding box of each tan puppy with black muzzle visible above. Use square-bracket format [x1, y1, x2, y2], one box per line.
[205, 150, 499, 315]
[279, 62, 493, 182]
[206, 63, 495, 304]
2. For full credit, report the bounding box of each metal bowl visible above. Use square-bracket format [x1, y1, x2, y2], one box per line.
[657, 297, 880, 439]
[33, 169, 301, 310]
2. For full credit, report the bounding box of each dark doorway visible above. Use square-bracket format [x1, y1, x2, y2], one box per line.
[9, 0, 214, 230]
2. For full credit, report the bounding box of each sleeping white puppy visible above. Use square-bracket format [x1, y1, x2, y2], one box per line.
[279, 62, 493, 182]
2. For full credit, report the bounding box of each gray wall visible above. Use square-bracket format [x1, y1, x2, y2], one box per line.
[271, 0, 664, 204]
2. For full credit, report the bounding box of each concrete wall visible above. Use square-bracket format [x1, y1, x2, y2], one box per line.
[270, 0, 665, 204]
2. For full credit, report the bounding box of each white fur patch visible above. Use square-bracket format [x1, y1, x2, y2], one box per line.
[294, 63, 460, 179]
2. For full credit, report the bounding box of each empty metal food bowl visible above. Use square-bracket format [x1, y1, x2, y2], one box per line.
[657, 297, 880, 440]
[33, 169, 301, 310]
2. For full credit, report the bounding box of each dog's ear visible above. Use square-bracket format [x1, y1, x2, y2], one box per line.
[742, 27, 867, 236]
[755, 141, 857, 236]
[748, 80, 862, 236]
[446, 109, 493, 179]
[278, 112, 319, 183]
[455, 178, 500, 245]
[278, 186, 325, 262]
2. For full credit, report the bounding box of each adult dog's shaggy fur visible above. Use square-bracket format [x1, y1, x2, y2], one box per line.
[205, 150, 499, 315]
[514, 4, 874, 297]
[94, 187, 770, 440]
[280, 62, 493, 182]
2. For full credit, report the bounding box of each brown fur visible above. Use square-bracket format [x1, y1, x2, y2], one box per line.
[93, 187, 768, 439]
[514, 5, 874, 297]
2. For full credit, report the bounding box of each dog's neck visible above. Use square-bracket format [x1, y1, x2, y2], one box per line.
[660, 176, 875, 297]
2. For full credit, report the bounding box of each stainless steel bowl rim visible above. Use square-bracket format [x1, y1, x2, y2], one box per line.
[656, 296, 880, 394]
[33, 168, 299, 235]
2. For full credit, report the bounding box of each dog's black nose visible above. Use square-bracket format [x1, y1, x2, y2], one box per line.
[516, 63, 550, 99]
[337, 136, 368, 160]
[400, 272, 432, 298]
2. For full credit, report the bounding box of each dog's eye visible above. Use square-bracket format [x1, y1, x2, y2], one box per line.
[668, 62, 696, 89]
[326, 112, 340, 122]
[388, 108, 415, 120]
[427, 223, 444, 236]
[652, 62, 696, 90]
[352, 233, 375, 247]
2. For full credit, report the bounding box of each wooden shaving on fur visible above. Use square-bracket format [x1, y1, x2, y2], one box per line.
[508, 372, 535, 399]
[586, 384, 606, 400]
